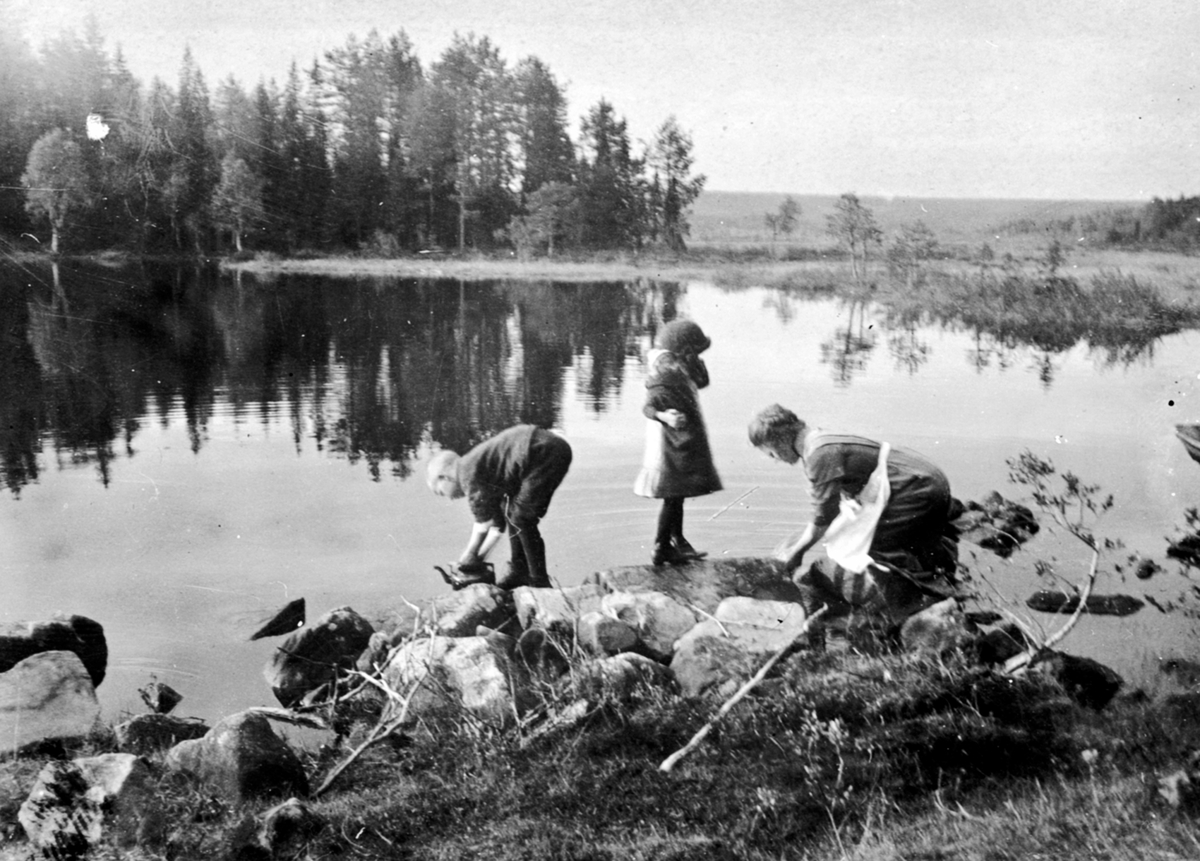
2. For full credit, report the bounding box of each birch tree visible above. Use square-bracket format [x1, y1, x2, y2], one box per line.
[647, 115, 705, 252]
[22, 129, 90, 253]
[826, 192, 882, 283]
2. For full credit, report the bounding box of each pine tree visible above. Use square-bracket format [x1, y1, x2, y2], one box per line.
[577, 99, 645, 249]
[513, 57, 574, 193]
[647, 115, 705, 253]
[173, 48, 218, 252]
[432, 33, 517, 250]
[0, 5, 39, 233]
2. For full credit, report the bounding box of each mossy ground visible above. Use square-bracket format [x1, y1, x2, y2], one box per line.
[7, 644, 1200, 860]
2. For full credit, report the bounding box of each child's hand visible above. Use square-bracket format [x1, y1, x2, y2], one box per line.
[658, 409, 688, 429]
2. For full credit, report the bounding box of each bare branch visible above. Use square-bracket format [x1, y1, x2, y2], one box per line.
[660, 605, 827, 773]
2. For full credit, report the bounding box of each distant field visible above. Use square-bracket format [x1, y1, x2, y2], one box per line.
[689, 190, 1142, 256]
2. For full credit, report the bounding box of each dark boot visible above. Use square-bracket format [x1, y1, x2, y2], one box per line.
[652, 542, 690, 567]
[512, 524, 551, 588]
[499, 532, 531, 589]
[672, 536, 708, 560]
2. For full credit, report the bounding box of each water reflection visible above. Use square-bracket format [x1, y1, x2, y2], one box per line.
[818, 299, 877, 386]
[4, 260, 1198, 495]
[1, 262, 655, 494]
[883, 306, 932, 375]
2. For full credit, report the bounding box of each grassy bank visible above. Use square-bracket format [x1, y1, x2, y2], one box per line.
[220, 245, 1200, 301]
[5, 644, 1200, 859]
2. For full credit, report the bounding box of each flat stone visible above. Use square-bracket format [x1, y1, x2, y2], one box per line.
[0, 650, 101, 754]
[0, 614, 107, 687]
[587, 556, 790, 615]
[513, 583, 606, 634]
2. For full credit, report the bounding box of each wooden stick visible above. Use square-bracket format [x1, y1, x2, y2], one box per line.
[708, 486, 759, 520]
[659, 604, 827, 773]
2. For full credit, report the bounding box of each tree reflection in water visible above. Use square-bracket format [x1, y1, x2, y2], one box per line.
[1, 262, 654, 494]
[5, 260, 1196, 496]
[818, 298, 877, 386]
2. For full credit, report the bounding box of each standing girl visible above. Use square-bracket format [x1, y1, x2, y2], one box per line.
[634, 318, 723, 566]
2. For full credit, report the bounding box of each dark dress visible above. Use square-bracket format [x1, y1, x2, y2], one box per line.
[633, 349, 722, 500]
[802, 430, 957, 578]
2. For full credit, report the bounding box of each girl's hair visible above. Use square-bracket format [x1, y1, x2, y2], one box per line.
[655, 319, 711, 355]
[748, 404, 805, 449]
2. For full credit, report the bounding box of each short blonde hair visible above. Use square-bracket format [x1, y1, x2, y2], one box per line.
[748, 404, 805, 450]
[426, 449, 460, 492]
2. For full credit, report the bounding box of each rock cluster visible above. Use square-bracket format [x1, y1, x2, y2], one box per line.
[0, 554, 1129, 856]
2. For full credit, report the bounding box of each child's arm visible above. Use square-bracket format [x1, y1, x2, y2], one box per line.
[459, 519, 505, 566]
[643, 364, 689, 428]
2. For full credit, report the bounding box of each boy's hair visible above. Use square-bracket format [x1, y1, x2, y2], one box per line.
[748, 404, 805, 449]
[426, 449, 460, 492]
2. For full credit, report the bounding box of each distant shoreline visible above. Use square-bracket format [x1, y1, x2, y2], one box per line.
[220, 255, 740, 283]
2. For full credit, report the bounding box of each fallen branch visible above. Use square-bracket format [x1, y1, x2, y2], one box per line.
[1003, 542, 1099, 675]
[313, 637, 440, 798]
[313, 666, 429, 798]
[659, 604, 827, 773]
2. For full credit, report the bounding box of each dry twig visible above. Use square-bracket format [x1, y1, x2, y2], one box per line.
[659, 604, 827, 773]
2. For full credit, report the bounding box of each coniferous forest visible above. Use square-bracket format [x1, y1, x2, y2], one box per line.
[1, 19, 706, 257]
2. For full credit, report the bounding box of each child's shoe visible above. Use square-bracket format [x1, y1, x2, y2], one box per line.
[652, 543, 690, 567]
[672, 537, 708, 560]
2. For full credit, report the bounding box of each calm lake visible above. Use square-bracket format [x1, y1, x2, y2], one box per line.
[3, 260, 1199, 722]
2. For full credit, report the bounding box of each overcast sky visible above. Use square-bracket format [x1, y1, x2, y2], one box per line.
[11, 0, 1200, 200]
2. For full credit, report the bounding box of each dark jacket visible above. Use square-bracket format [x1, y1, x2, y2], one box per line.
[633, 350, 722, 499]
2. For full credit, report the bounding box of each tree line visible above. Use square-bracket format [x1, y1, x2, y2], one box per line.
[2, 19, 705, 256]
[994, 195, 1200, 251]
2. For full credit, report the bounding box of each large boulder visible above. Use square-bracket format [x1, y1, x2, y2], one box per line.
[577, 611, 640, 657]
[0, 650, 101, 754]
[513, 584, 607, 635]
[670, 634, 763, 698]
[670, 597, 809, 697]
[380, 635, 532, 727]
[0, 614, 107, 687]
[696, 597, 808, 653]
[19, 753, 155, 857]
[424, 584, 515, 637]
[588, 557, 791, 615]
[600, 591, 698, 662]
[113, 713, 210, 756]
[899, 598, 974, 655]
[264, 606, 374, 707]
[165, 711, 309, 802]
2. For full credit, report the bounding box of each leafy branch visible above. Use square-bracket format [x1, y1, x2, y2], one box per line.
[1001, 451, 1114, 674]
